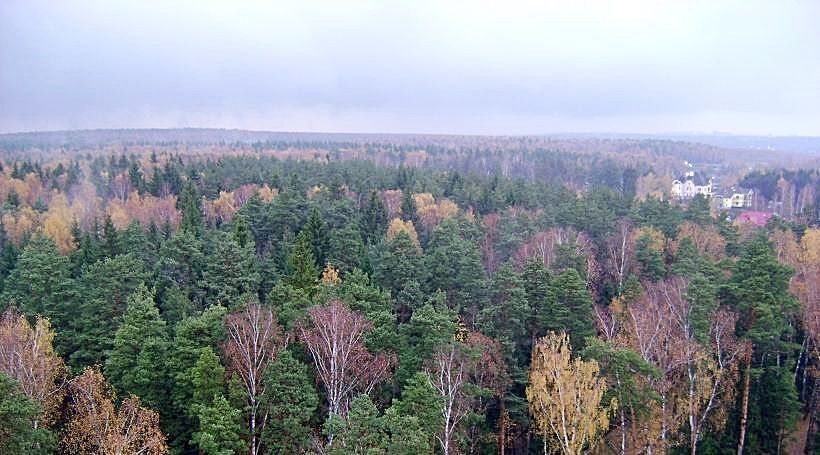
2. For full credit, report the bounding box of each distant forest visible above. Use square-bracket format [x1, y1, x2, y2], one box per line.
[0, 130, 817, 454]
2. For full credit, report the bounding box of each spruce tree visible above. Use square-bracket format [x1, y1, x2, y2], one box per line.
[201, 232, 261, 308]
[546, 268, 595, 352]
[286, 230, 318, 292]
[304, 207, 330, 267]
[179, 181, 204, 236]
[478, 262, 531, 377]
[69, 254, 148, 368]
[1, 236, 72, 325]
[0, 373, 55, 453]
[362, 190, 388, 244]
[104, 283, 169, 413]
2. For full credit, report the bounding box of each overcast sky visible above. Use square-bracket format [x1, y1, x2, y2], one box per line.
[2, 0, 819, 135]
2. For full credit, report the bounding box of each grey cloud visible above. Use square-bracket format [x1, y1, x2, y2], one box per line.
[1, 0, 819, 134]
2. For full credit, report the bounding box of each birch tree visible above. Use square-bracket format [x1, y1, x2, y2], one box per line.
[224, 302, 286, 455]
[526, 331, 611, 455]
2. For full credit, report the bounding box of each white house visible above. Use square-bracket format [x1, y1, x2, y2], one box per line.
[671, 171, 712, 199]
[721, 188, 754, 209]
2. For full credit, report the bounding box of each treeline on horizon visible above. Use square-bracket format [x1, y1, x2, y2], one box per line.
[0, 143, 818, 454]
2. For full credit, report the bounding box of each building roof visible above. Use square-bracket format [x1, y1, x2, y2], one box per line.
[675, 171, 711, 186]
[735, 211, 772, 226]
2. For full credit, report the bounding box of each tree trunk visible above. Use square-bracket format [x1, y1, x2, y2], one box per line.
[499, 399, 506, 455]
[806, 370, 819, 455]
[737, 355, 752, 455]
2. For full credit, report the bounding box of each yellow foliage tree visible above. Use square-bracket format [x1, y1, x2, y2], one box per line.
[0, 308, 67, 427]
[257, 185, 278, 203]
[413, 193, 459, 231]
[321, 263, 341, 286]
[2, 206, 39, 246]
[385, 218, 421, 251]
[527, 332, 611, 455]
[41, 193, 76, 254]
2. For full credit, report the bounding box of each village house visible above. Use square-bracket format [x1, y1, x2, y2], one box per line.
[671, 171, 712, 199]
[721, 187, 754, 209]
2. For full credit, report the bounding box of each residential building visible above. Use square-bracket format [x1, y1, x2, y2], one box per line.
[721, 187, 754, 209]
[671, 171, 712, 199]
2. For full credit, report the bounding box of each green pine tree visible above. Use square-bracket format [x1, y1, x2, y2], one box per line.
[190, 347, 226, 411]
[261, 350, 318, 454]
[478, 262, 531, 379]
[191, 394, 246, 455]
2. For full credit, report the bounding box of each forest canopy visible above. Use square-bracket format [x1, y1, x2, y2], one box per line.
[0, 132, 817, 454]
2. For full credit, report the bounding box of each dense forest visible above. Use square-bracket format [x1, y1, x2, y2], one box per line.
[0, 132, 818, 454]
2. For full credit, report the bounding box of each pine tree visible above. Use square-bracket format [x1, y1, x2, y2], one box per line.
[328, 395, 386, 454]
[191, 394, 246, 455]
[425, 218, 488, 317]
[635, 232, 665, 281]
[724, 236, 800, 454]
[400, 191, 421, 236]
[190, 348, 226, 411]
[522, 258, 552, 340]
[155, 229, 206, 309]
[231, 214, 252, 249]
[373, 229, 424, 299]
[266, 281, 312, 330]
[0, 222, 19, 290]
[167, 305, 228, 452]
[118, 221, 156, 267]
[387, 371, 442, 450]
[327, 224, 367, 274]
[396, 294, 457, 386]
[261, 350, 318, 454]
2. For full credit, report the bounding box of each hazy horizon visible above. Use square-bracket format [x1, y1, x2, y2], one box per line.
[2, 1, 820, 136]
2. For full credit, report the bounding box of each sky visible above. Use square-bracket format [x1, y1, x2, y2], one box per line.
[1, 0, 820, 135]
